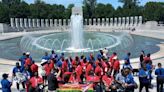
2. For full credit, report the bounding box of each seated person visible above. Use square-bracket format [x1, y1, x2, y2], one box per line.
[69, 72, 81, 83]
[102, 72, 115, 91]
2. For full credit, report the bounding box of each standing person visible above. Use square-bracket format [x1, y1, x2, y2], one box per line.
[29, 72, 43, 92]
[144, 53, 152, 64]
[12, 62, 25, 91]
[124, 52, 131, 64]
[113, 56, 120, 77]
[155, 63, 164, 92]
[1, 73, 12, 92]
[47, 68, 61, 92]
[19, 53, 26, 71]
[139, 64, 150, 92]
[22, 66, 31, 92]
[42, 52, 50, 60]
[30, 61, 38, 77]
[140, 50, 145, 67]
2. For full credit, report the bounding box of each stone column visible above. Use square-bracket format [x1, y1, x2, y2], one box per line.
[114, 17, 117, 26]
[45, 19, 49, 27]
[58, 19, 61, 26]
[41, 19, 44, 27]
[63, 19, 66, 26]
[130, 17, 134, 26]
[54, 19, 57, 26]
[10, 18, 14, 27]
[36, 19, 40, 27]
[122, 17, 126, 27]
[50, 19, 53, 27]
[15, 18, 19, 28]
[89, 19, 92, 25]
[84, 19, 87, 25]
[19, 18, 23, 28]
[32, 19, 36, 27]
[134, 16, 138, 26]
[118, 17, 122, 26]
[93, 18, 96, 26]
[102, 18, 105, 26]
[97, 18, 100, 26]
[24, 18, 27, 28]
[110, 18, 113, 26]
[106, 18, 109, 26]
[28, 18, 32, 28]
[138, 16, 142, 25]
[126, 17, 129, 27]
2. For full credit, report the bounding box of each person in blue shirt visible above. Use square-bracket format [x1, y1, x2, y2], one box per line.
[1, 73, 12, 92]
[155, 63, 164, 92]
[124, 52, 131, 64]
[12, 62, 25, 91]
[123, 67, 137, 92]
[19, 53, 26, 70]
[122, 60, 133, 70]
[139, 63, 150, 92]
[42, 52, 50, 60]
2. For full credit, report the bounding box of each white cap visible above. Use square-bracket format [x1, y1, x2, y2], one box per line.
[113, 56, 118, 60]
[26, 52, 30, 55]
[41, 59, 47, 64]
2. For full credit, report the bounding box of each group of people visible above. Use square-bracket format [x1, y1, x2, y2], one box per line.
[1, 49, 164, 92]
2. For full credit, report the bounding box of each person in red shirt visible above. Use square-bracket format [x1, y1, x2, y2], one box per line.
[49, 59, 55, 70]
[86, 71, 100, 83]
[30, 61, 38, 76]
[144, 53, 152, 64]
[69, 72, 81, 83]
[72, 56, 80, 69]
[109, 52, 117, 72]
[95, 63, 103, 78]
[44, 61, 53, 77]
[81, 57, 88, 72]
[102, 72, 115, 91]
[112, 56, 120, 77]
[62, 58, 69, 74]
[75, 62, 83, 82]
[29, 72, 43, 92]
[86, 61, 94, 76]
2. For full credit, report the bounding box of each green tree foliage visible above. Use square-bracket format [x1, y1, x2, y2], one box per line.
[83, 0, 97, 18]
[0, 3, 9, 23]
[144, 2, 164, 21]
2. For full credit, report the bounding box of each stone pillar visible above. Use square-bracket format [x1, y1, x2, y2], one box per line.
[134, 16, 138, 26]
[130, 17, 134, 26]
[50, 19, 53, 27]
[138, 16, 142, 25]
[41, 19, 44, 27]
[93, 18, 96, 25]
[84, 19, 87, 25]
[58, 19, 61, 26]
[24, 18, 27, 28]
[122, 17, 126, 27]
[118, 17, 122, 26]
[126, 17, 129, 27]
[45, 19, 49, 27]
[63, 19, 66, 26]
[19, 18, 23, 28]
[15, 18, 19, 28]
[110, 18, 113, 26]
[106, 18, 109, 26]
[89, 18, 92, 25]
[97, 18, 100, 26]
[36, 19, 40, 27]
[28, 18, 32, 28]
[32, 19, 36, 27]
[114, 17, 117, 26]
[54, 19, 57, 26]
[102, 18, 105, 26]
[10, 18, 14, 27]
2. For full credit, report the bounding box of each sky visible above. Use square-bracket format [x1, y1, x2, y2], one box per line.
[24, 0, 164, 8]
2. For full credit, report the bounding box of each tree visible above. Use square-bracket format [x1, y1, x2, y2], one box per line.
[83, 0, 97, 18]
[65, 4, 74, 19]
[144, 2, 164, 21]
[0, 3, 9, 23]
